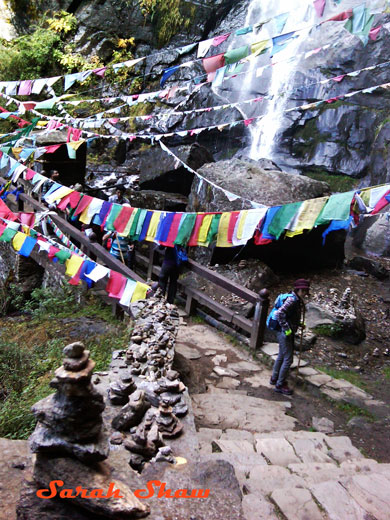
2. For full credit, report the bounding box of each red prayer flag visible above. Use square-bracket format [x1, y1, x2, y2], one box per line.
[106, 271, 127, 299]
[113, 206, 134, 233]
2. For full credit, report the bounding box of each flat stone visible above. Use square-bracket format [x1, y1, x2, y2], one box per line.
[211, 354, 228, 365]
[197, 427, 222, 446]
[325, 378, 353, 390]
[261, 343, 279, 356]
[271, 487, 324, 520]
[255, 438, 301, 466]
[343, 386, 372, 401]
[215, 377, 241, 389]
[242, 493, 278, 520]
[290, 356, 308, 369]
[296, 366, 319, 376]
[174, 342, 201, 360]
[243, 374, 274, 387]
[312, 416, 334, 434]
[214, 439, 255, 454]
[213, 366, 239, 378]
[246, 465, 305, 495]
[220, 429, 254, 443]
[321, 387, 345, 401]
[192, 393, 296, 432]
[63, 342, 84, 358]
[310, 480, 371, 520]
[289, 462, 349, 485]
[289, 437, 335, 464]
[204, 453, 267, 488]
[342, 473, 390, 520]
[204, 350, 217, 356]
[305, 374, 333, 387]
[53, 359, 95, 384]
[325, 436, 364, 463]
[227, 361, 262, 372]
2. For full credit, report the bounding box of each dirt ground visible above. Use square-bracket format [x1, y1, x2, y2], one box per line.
[178, 259, 390, 463]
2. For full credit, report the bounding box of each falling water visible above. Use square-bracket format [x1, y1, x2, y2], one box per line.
[215, 0, 317, 163]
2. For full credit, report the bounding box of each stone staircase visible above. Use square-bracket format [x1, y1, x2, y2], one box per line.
[194, 392, 390, 520]
[175, 323, 390, 520]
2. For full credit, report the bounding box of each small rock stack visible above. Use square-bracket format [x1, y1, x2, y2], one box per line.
[30, 342, 108, 464]
[125, 299, 179, 380]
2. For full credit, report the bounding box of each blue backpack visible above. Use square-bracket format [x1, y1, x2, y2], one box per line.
[266, 293, 294, 331]
[175, 246, 188, 266]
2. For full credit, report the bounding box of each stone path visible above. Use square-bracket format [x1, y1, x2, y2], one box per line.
[258, 342, 387, 418]
[177, 323, 390, 520]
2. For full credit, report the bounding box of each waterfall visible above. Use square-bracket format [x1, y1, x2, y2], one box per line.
[231, 0, 316, 162]
[0, 0, 16, 41]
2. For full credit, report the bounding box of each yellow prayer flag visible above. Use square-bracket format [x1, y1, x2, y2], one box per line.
[131, 282, 150, 302]
[285, 197, 328, 238]
[45, 187, 73, 205]
[216, 212, 233, 248]
[11, 147, 22, 160]
[250, 39, 269, 57]
[68, 139, 85, 151]
[236, 210, 248, 240]
[12, 231, 27, 252]
[197, 214, 213, 246]
[145, 211, 161, 242]
[65, 254, 84, 277]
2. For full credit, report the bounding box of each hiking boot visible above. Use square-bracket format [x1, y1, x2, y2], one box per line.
[269, 377, 277, 385]
[274, 383, 293, 396]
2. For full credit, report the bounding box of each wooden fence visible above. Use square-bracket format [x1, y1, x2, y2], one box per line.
[2, 177, 270, 348]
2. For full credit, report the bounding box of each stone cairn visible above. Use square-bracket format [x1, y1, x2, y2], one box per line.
[30, 341, 108, 464]
[314, 287, 357, 321]
[109, 296, 187, 471]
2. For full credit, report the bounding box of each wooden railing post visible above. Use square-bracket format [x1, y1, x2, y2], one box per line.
[250, 288, 270, 351]
[147, 244, 155, 281]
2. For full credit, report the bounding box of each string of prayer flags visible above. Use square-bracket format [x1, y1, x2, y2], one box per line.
[344, 3, 375, 45]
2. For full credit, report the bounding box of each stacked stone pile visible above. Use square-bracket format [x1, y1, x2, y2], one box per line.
[109, 296, 188, 471]
[30, 341, 108, 464]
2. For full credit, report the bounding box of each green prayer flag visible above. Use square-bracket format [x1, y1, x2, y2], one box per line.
[206, 214, 221, 244]
[0, 228, 17, 242]
[315, 191, 355, 226]
[54, 249, 72, 264]
[224, 45, 250, 65]
[174, 214, 197, 246]
[268, 202, 302, 240]
[133, 209, 147, 241]
[105, 204, 122, 231]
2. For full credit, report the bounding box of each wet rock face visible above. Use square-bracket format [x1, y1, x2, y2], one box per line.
[187, 158, 330, 212]
[29, 342, 108, 464]
[351, 213, 390, 259]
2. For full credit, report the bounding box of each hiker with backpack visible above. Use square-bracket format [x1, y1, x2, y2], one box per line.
[157, 245, 188, 304]
[267, 279, 310, 396]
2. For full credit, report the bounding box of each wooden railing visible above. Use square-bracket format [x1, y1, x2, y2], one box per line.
[136, 246, 270, 350]
[3, 177, 270, 348]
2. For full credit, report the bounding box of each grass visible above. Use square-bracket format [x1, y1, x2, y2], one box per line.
[334, 402, 375, 422]
[0, 289, 129, 439]
[316, 366, 368, 391]
[312, 323, 344, 338]
[303, 170, 359, 193]
[383, 366, 390, 380]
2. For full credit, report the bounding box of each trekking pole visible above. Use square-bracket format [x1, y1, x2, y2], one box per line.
[295, 304, 306, 385]
[115, 233, 126, 265]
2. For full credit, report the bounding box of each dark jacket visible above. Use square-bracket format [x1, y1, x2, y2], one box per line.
[274, 292, 304, 333]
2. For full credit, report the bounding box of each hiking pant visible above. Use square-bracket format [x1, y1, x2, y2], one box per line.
[272, 331, 294, 386]
[158, 262, 179, 304]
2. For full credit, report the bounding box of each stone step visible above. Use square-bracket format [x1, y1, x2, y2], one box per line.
[310, 479, 375, 520]
[192, 393, 296, 432]
[322, 435, 364, 464]
[255, 437, 302, 466]
[288, 459, 380, 485]
[202, 452, 267, 487]
[241, 493, 279, 520]
[244, 465, 306, 496]
[271, 486, 325, 520]
[339, 472, 390, 520]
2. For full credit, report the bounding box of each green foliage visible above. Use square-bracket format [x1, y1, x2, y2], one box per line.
[21, 285, 81, 319]
[303, 171, 359, 193]
[316, 366, 368, 390]
[312, 323, 344, 338]
[0, 28, 62, 80]
[47, 11, 77, 35]
[382, 366, 390, 380]
[334, 402, 375, 422]
[138, 0, 194, 47]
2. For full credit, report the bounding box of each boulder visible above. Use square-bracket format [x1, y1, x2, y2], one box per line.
[187, 159, 330, 212]
[347, 255, 388, 280]
[351, 213, 390, 259]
